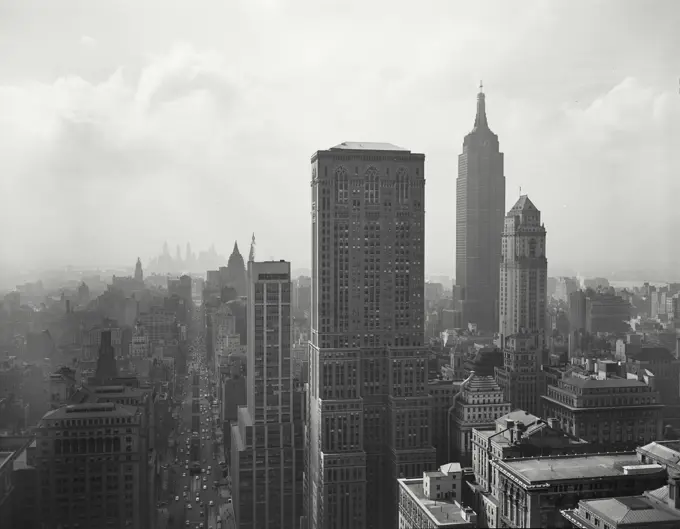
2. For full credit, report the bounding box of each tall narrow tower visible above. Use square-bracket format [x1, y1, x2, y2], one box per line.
[495, 195, 547, 415]
[306, 142, 435, 529]
[498, 195, 548, 344]
[456, 84, 506, 332]
[231, 261, 303, 529]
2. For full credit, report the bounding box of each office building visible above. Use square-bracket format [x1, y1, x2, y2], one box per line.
[542, 360, 663, 450]
[495, 196, 547, 415]
[450, 374, 511, 466]
[455, 86, 506, 332]
[34, 402, 146, 528]
[306, 142, 435, 529]
[498, 195, 548, 346]
[231, 261, 303, 529]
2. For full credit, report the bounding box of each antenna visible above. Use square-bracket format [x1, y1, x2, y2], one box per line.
[519, 186, 522, 197]
[479, 80, 483, 93]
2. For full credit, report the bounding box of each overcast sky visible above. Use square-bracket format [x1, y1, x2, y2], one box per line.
[0, 0, 678, 278]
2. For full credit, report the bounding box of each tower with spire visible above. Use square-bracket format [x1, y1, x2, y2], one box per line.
[495, 195, 547, 415]
[134, 257, 144, 282]
[226, 241, 247, 297]
[455, 83, 506, 332]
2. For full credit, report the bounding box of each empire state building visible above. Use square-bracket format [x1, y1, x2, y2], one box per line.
[455, 84, 506, 332]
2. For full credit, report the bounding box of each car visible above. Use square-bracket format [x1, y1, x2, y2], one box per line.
[182, 473, 186, 477]
[203, 477, 207, 482]
[185, 521, 191, 526]
[209, 500, 214, 506]
[187, 503, 192, 510]
[196, 497, 200, 503]
[185, 465, 189, 470]
[184, 485, 189, 491]
[196, 476, 200, 480]
[227, 498, 232, 504]
[175, 495, 180, 501]
[207, 466, 211, 471]
[200, 511, 205, 517]
[203, 485, 207, 490]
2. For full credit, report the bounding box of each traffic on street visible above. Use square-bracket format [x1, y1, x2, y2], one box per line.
[166, 340, 235, 529]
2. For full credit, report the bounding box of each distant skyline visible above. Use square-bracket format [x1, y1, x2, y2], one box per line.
[0, 1, 679, 278]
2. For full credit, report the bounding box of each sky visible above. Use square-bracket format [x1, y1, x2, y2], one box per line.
[0, 0, 679, 279]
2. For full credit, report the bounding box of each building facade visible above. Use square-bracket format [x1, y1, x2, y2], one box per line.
[541, 362, 664, 450]
[455, 87, 506, 332]
[34, 402, 146, 528]
[498, 195, 548, 346]
[306, 142, 435, 529]
[451, 374, 511, 466]
[231, 261, 303, 529]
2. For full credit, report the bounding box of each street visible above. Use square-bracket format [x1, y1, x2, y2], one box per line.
[165, 346, 236, 529]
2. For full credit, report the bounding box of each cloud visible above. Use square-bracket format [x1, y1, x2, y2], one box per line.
[0, 0, 678, 279]
[80, 35, 97, 48]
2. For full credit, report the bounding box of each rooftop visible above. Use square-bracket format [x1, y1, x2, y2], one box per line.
[562, 376, 648, 389]
[330, 141, 408, 152]
[508, 195, 537, 213]
[42, 402, 139, 420]
[399, 479, 476, 527]
[496, 453, 663, 484]
[568, 495, 680, 526]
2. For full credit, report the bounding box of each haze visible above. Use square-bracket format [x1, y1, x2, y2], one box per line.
[0, 0, 679, 278]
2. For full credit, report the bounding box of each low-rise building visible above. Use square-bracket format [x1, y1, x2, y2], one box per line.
[398, 462, 478, 528]
[542, 360, 664, 450]
[470, 410, 591, 527]
[492, 452, 667, 528]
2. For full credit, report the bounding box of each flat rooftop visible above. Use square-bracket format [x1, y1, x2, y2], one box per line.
[330, 141, 408, 152]
[496, 453, 664, 484]
[399, 479, 474, 527]
[565, 495, 680, 526]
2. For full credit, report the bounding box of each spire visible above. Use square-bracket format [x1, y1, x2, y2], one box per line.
[232, 241, 240, 255]
[248, 233, 256, 262]
[473, 81, 489, 130]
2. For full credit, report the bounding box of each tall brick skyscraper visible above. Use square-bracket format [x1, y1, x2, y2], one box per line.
[305, 142, 435, 529]
[455, 85, 506, 332]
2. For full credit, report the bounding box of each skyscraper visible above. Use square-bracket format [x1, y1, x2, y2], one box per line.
[495, 195, 547, 415]
[498, 195, 548, 344]
[455, 85, 506, 332]
[231, 260, 303, 529]
[306, 142, 435, 529]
